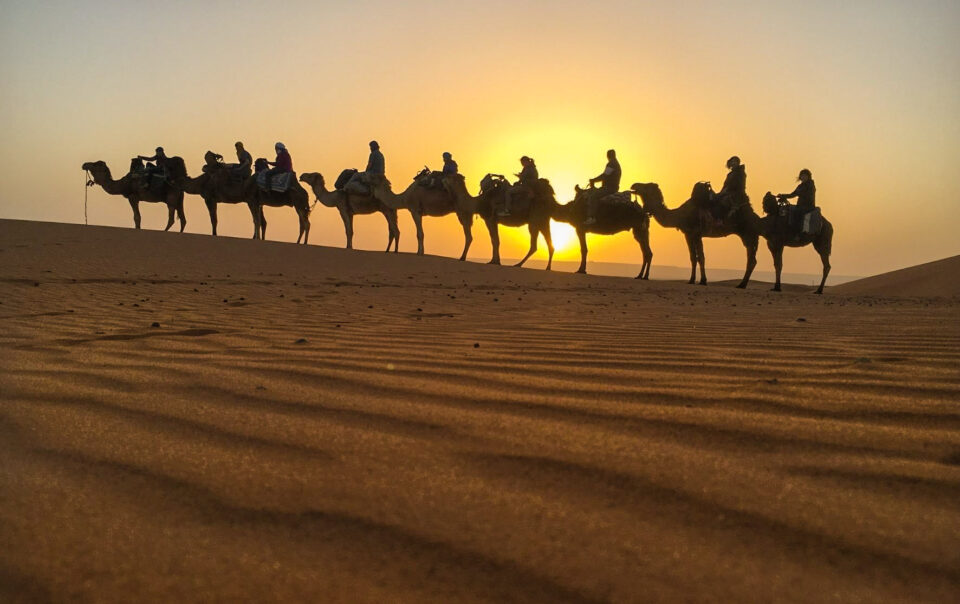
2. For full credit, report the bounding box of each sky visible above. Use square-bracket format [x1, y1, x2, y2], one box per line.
[1, 0, 958, 277]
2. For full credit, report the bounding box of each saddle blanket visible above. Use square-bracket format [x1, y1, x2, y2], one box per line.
[256, 171, 294, 192]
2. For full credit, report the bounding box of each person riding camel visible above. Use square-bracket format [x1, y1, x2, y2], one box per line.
[136, 147, 169, 184]
[261, 142, 293, 190]
[584, 149, 622, 225]
[234, 141, 253, 176]
[778, 168, 817, 233]
[714, 156, 748, 219]
[499, 156, 538, 217]
[366, 140, 385, 176]
[442, 152, 458, 175]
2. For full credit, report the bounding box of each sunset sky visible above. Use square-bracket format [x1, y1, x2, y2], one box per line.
[1, 0, 958, 277]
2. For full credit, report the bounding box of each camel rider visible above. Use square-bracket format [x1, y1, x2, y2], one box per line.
[715, 156, 748, 218]
[366, 141, 385, 176]
[234, 141, 253, 176]
[261, 142, 293, 190]
[499, 156, 538, 217]
[778, 168, 816, 232]
[137, 147, 169, 182]
[584, 149, 622, 225]
[442, 152, 458, 175]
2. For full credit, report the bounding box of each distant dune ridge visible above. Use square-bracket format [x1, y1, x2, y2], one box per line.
[1, 219, 959, 602]
[832, 255, 960, 297]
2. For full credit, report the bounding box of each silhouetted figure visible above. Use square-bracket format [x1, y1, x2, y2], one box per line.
[137, 146, 170, 185]
[366, 140, 385, 175]
[500, 156, 538, 217]
[260, 142, 293, 190]
[442, 152, 458, 175]
[234, 141, 253, 176]
[715, 155, 748, 219]
[778, 168, 816, 233]
[584, 149, 622, 225]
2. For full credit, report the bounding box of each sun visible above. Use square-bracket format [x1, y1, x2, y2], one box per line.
[548, 221, 579, 256]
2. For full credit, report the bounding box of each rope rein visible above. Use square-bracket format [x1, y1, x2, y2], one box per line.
[84, 170, 94, 225]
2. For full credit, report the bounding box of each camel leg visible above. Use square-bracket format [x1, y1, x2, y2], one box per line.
[736, 234, 759, 289]
[769, 241, 783, 292]
[813, 241, 831, 294]
[392, 217, 400, 253]
[300, 208, 310, 245]
[697, 238, 707, 285]
[543, 223, 554, 271]
[515, 224, 539, 267]
[248, 203, 260, 239]
[164, 204, 175, 232]
[813, 223, 833, 294]
[488, 220, 501, 265]
[206, 199, 218, 236]
[412, 212, 425, 256]
[128, 198, 142, 230]
[458, 214, 473, 261]
[381, 211, 393, 252]
[576, 229, 588, 274]
[684, 232, 697, 284]
[341, 209, 354, 249]
[633, 226, 652, 280]
[176, 196, 186, 233]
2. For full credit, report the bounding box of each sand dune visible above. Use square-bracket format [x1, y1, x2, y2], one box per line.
[832, 255, 960, 297]
[1, 219, 959, 603]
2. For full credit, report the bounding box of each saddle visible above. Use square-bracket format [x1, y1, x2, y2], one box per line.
[256, 171, 294, 192]
[416, 171, 448, 191]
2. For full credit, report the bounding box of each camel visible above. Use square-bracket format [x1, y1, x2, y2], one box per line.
[248, 159, 311, 244]
[759, 193, 833, 294]
[299, 172, 399, 252]
[632, 182, 759, 287]
[175, 151, 263, 238]
[368, 169, 476, 259]
[551, 186, 652, 278]
[82, 158, 187, 232]
[452, 174, 557, 269]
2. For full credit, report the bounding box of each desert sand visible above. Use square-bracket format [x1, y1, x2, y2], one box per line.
[833, 255, 960, 297]
[1, 219, 958, 603]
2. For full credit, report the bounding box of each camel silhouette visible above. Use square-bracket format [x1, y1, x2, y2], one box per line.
[299, 172, 399, 252]
[82, 159, 187, 232]
[368, 169, 476, 259]
[551, 187, 652, 278]
[632, 182, 758, 287]
[174, 151, 265, 238]
[441, 174, 557, 269]
[247, 159, 311, 244]
[760, 192, 833, 294]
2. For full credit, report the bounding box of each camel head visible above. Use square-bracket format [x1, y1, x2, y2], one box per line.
[630, 182, 663, 210]
[762, 192, 779, 215]
[82, 160, 111, 182]
[299, 172, 325, 190]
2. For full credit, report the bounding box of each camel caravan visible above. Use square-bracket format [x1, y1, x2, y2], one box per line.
[83, 143, 832, 293]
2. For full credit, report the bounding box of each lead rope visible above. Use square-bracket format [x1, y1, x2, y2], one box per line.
[84, 170, 94, 225]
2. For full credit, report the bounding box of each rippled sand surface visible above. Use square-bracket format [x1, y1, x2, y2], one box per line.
[1, 219, 958, 602]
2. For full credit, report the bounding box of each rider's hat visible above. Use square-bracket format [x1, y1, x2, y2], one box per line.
[443, 152, 452, 159]
[369, 140, 380, 149]
[726, 155, 741, 167]
[275, 142, 285, 150]
[798, 168, 811, 180]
